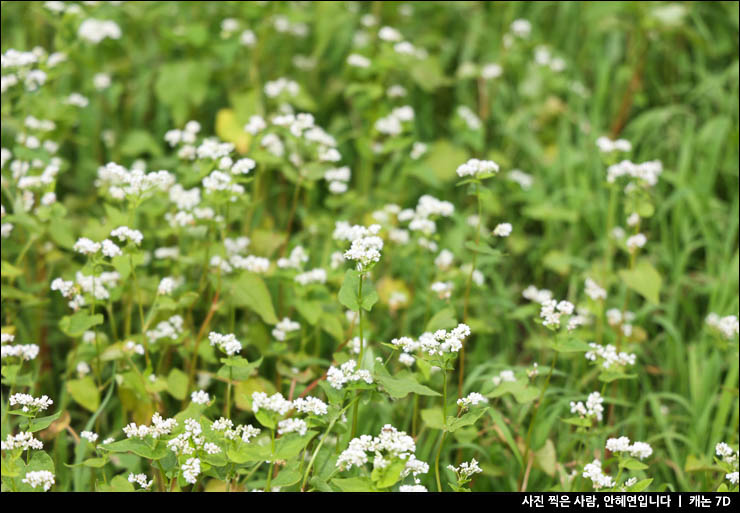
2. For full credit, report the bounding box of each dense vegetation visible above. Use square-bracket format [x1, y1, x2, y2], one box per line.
[1, 1, 738, 493]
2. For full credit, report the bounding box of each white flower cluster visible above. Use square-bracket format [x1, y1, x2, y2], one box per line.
[208, 331, 242, 356]
[492, 222, 512, 237]
[1, 431, 43, 451]
[324, 166, 351, 194]
[146, 315, 184, 344]
[539, 299, 575, 329]
[22, 470, 55, 491]
[9, 393, 53, 412]
[272, 318, 300, 341]
[606, 160, 663, 187]
[342, 224, 384, 270]
[123, 413, 177, 439]
[277, 245, 309, 270]
[191, 390, 210, 405]
[212, 417, 262, 443]
[585, 342, 636, 369]
[456, 392, 489, 409]
[397, 195, 454, 239]
[78, 19, 122, 44]
[326, 359, 373, 390]
[182, 457, 201, 485]
[80, 431, 99, 443]
[168, 418, 220, 457]
[569, 391, 605, 422]
[277, 418, 308, 436]
[534, 46, 566, 72]
[295, 268, 327, 286]
[375, 106, 415, 136]
[716, 442, 739, 485]
[1, 339, 40, 361]
[585, 278, 607, 301]
[522, 285, 553, 304]
[606, 436, 653, 460]
[626, 233, 647, 252]
[337, 424, 429, 479]
[583, 459, 614, 489]
[264, 77, 299, 98]
[706, 313, 739, 340]
[596, 136, 632, 153]
[251, 391, 293, 416]
[447, 458, 483, 480]
[292, 396, 329, 416]
[128, 473, 153, 489]
[456, 158, 500, 178]
[507, 169, 534, 189]
[492, 369, 516, 386]
[96, 162, 175, 200]
[606, 308, 636, 336]
[431, 281, 453, 300]
[391, 323, 471, 357]
[456, 105, 481, 130]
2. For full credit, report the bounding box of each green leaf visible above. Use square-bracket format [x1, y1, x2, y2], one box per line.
[421, 407, 445, 430]
[373, 363, 440, 399]
[620, 458, 649, 470]
[618, 259, 662, 305]
[371, 458, 406, 489]
[217, 356, 263, 381]
[425, 307, 457, 332]
[59, 312, 104, 338]
[67, 376, 100, 412]
[105, 438, 169, 460]
[274, 432, 317, 460]
[231, 272, 278, 324]
[29, 411, 62, 433]
[166, 368, 189, 400]
[464, 241, 502, 257]
[550, 338, 592, 353]
[1, 260, 23, 278]
[446, 407, 488, 432]
[627, 478, 653, 492]
[332, 476, 377, 492]
[487, 380, 539, 404]
[226, 442, 271, 464]
[99, 474, 135, 492]
[120, 130, 163, 157]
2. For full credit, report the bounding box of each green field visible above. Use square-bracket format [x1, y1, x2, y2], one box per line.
[1, 1, 738, 493]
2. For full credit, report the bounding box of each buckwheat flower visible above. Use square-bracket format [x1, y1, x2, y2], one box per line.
[292, 396, 328, 416]
[626, 212, 640, 227]
[65, 93, 89, 107]
[596, 136, 632, 153]
[101, 239, 122, 258]
[606, 436, 631, 453]
[378, 26, 402, 42]
[252, 392, 293, 415]
[128, 473, 153, 489]
[344, 227, 384, 270]
[182, 458, 201, 485]
[277, 245, 309, 270]
[244, 115, 267, 134]
[493, 223, 512, 237]
[457, 393, 489, 409]
[492, 370, 516, 386]
[272, 318, 300, 341]
[347, 53, 371, 68]
[431, 281, 453, 300]
[456, 158, 499, 178]
[716, 442, 736, 460]
[93, 72, 111, 90]
[481, 63, 502, 79]
[399, 353, 415, 366]
[706, 314, 739, 340]
[191, 390, 210, 405]
[110, 226, 144, 245]
[80, 431, 98, 443]
[626, 233, 647, 251]
[74, 237, 101, 255]
[399, 484, 427, 492]
[240, 29, 256, 46]
[124, 341, 145, 355]
[208, 332, 242, 356]
[277, 418, 308, 436]
[585, 278, 607, 301]
[1, 343, 40, 361]
[726, 472, 739, 485]
[78, 18, 122, 43]
[157, 276, 179, 295]
[295, 268, 327, 286]
[326, 360, 373, 389]
[585, 342, 636, 369]
[448, 458, 483, 480]
[583, 459, 614, 489]
[510, 19, 532, 38]
[387, 84, 407, 98]
[9, 393, 53, 412]
[1, 431, 43, 451]
[456, 105, 482, 130]
[629, 441, 653, 460]
[434, 249, 454, 270]
[22, 470, 55, 491]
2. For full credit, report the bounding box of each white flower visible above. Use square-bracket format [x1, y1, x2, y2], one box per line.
[128, 473, 153, 489]
[277, 418, 308, 436]
[626, 233, 647, 251]
[101, 239, 122, 258]
[251, 392, 293, 415]
[347, 53, 371, 68]
[1, 431, 43, 451]
[93, 73, 111, 90]
[596, 136, 632, 153]
[80, 431, 98, 443]
[292, 396, 328, 416]
[272, 318, 300, 341]
[9, 393, 53, 412]
[583, 459, 614, 489]
[448, 458, 483, 479]
[481, 63, 502, 79]
[182, 458, 201, 485]
[78, 19, 122, 44]
[73, 237, 101, 255]
[22, 470, 55, 491]
[456, 158, 499, 178]
[492, 223, 512, 237]
[191, 390, 210, 405]
[326, 360, 373, 390]
[457, 393, 488, 409]
[585, 278, 607, 301]
[208, 332, 242, 356]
